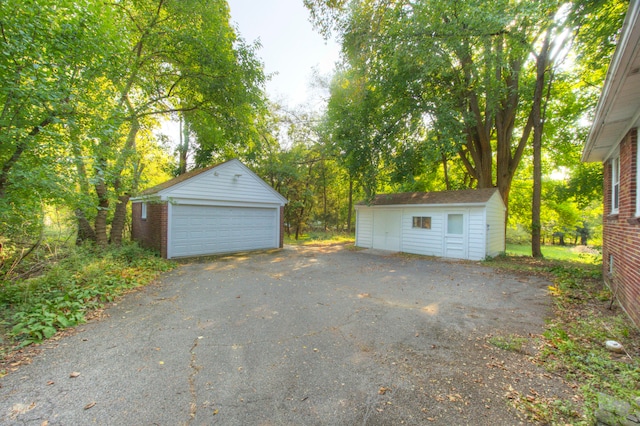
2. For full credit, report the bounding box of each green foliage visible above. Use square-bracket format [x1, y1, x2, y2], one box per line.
[284, 231, 355, 245]
[485, 253, 640, 424]
[488, 334, 528, 353]
[0, 0, 267, 251]
[506, 243, 601, 264]
[0, 243, 174, 348]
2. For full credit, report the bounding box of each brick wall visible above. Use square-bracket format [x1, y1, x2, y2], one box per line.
[131, 202, 168, 258]
[602, 128, 640, 326]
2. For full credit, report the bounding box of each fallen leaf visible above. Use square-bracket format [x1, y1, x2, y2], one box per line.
[378, 386, 391, 395]
[69, 372, 80, 378]
[46, 381, 54, 386]
[84, 402, 96, 410]
[213, 409, 219, 415]
[41, 421, 48, 426]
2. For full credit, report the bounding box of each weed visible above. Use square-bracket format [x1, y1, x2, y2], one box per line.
[488, 334, 528, 353]
[0, 243, 174, 350]
[285, 231, 355, 245]
[486, 249, 640, 424]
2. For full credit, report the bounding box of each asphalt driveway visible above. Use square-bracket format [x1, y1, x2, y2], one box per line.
[0, 244, 574, 425]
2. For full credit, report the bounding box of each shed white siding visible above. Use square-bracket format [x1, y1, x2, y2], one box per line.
[355, 189, 506, 261]
[401, 211, 444, 257]
[485, 192, 506, 257]
[356, 209, 373, 248]
[467, 207, 486, 261]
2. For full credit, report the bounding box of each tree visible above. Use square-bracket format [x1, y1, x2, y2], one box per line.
[308, 1, 567, 212]
[0, 0, 268, 255]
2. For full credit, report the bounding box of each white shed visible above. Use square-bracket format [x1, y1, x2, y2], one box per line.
[355, 188, 506, 260]
[131, 159, 287, 259]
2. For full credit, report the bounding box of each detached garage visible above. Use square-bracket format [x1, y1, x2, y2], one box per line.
[131, 159, 287, 259]
[355, 188, 506, 261]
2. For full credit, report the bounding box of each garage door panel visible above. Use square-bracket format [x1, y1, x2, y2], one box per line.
[170, 205, 277, 258]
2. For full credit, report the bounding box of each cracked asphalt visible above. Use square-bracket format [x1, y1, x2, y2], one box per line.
[0, 244, 575, 425]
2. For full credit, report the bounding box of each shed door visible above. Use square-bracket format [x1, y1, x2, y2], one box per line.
[372, 210, 401, 251]
[444, 212, 468, 259]
[169, 205, 277, 258]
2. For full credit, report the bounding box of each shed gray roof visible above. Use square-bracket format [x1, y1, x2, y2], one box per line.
[359, 188, 500, 206]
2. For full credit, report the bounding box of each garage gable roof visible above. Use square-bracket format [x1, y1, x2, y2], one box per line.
[583, 0, 640, 162]
[359, 188, 502, 207]
[134, 159, 287, 205]
[138, 163, 219, 196]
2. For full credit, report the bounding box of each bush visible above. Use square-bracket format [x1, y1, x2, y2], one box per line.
[0, 243, 174, 348]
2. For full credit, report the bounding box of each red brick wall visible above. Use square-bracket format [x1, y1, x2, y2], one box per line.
[131, 202, 168, 258]
[602, 128, 640, 326]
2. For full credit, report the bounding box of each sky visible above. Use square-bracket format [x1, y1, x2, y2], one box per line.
[226, 0, 341, 107]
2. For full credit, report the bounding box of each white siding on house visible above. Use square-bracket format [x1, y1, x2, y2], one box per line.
[464, 208, 485, 260]
[485, 192, 506, 257]
[401, 210, 444, 257]
[356, 209, 373, 248]
[161, 160, 285, 205]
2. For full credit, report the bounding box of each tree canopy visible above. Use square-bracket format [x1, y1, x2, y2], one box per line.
[0, 0, 266, 251]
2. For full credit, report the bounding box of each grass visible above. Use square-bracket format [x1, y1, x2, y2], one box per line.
[284, 230, 355, 246]
[486, 245, 640, 425]
[506, 243, 601, 263]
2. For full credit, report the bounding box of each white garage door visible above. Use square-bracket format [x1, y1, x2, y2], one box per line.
[170, 205, 278, 258]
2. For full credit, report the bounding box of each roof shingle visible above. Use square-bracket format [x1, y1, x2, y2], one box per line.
[359, 188, 500, 206]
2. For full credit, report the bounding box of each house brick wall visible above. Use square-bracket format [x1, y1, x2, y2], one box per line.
[602, 128, 640, 326]
[131, 202, 168, 258]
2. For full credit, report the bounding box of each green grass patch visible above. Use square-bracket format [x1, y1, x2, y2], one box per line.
[485, 252, 640, 425]
[0, 243, 175, 351]
[284, 231, 355, 246]
[488, 334, 528, 353]
[506, 243, 601, 264]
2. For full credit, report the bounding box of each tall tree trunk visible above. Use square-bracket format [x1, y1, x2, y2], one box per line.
[94, 178, 109, 248]
[108, 110, 141, 245]
[178, 116, 189, 175]
[75, 209, 96, 245]
[109, 194, 130, 246]
[70, 124, 97, 244]
[347, 178, 353, 233]
[441, 151, 451, 191]
[532, 28, 553, 259]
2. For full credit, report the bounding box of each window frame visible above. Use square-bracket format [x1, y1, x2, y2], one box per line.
[141, 202, 147, 220]
[447, 213, 464, 235]
[612, 155, 620, 214]
[412, 216, 432, 229]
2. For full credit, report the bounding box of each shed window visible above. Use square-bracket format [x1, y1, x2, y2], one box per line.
[412, 216, 431, 229]
[447, 214, 464, 235]
[612, 156, 620, 214]
[141, 202, 147, 220]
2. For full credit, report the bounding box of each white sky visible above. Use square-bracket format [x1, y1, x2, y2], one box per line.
[227, 0, 341, 107]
